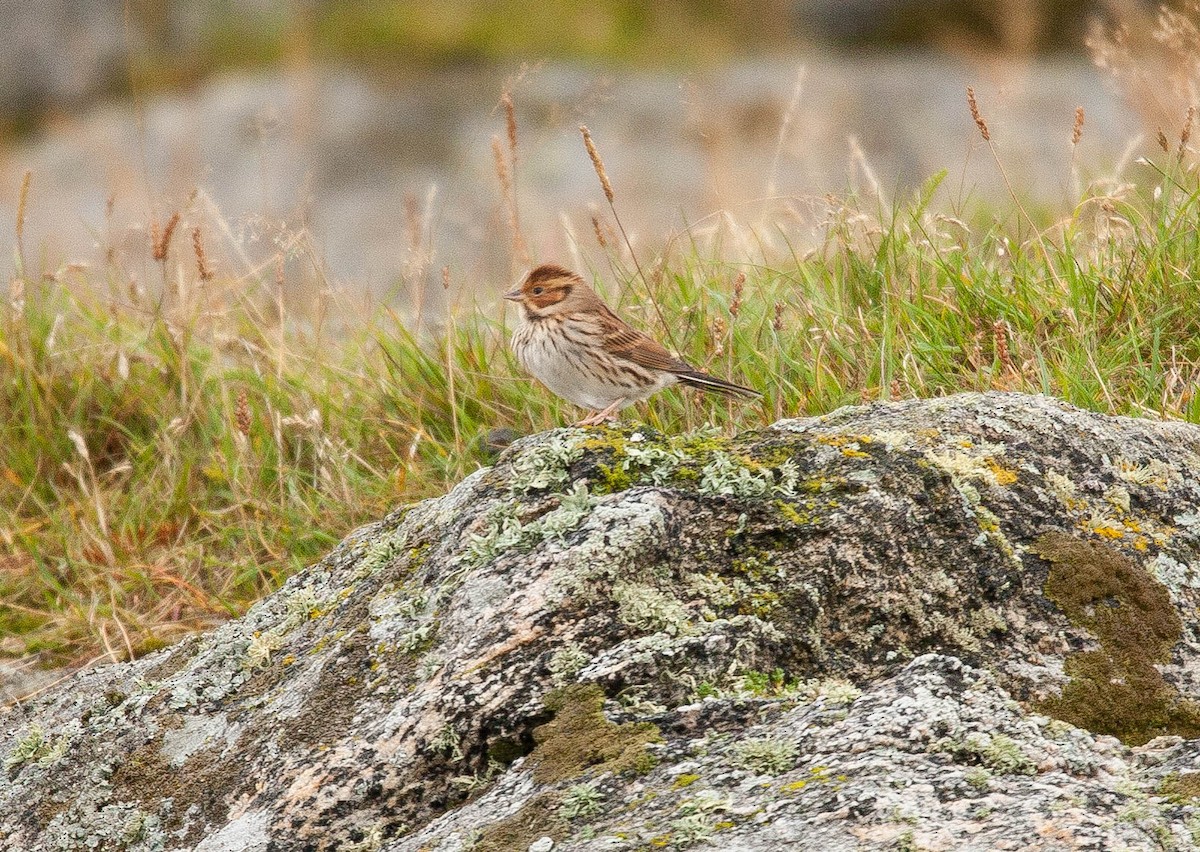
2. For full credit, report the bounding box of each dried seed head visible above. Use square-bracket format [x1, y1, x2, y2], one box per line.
[773, 301, 785, 332]
[992, 319, 1016, 375]
[152, 212, 180, 261]
[730, 271, 745, 318]
[192, 227, 213, 281]
[235, 389, 251, 436]
[442, 265, 451, 290]
[591, 213, 608, 248]
[711, 316, 727, 356]
[1180, 105, 1195, 157]
[579, 125, 615, 203]
[1159, 128, 1171, 153]
[16, 170, 31, 242]
[1072, 106, 1085, 146]
[966, 87, 990, 142]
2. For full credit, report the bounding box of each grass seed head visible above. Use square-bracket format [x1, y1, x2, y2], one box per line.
[966, 87, 990, 142]
[580, 125, 615, 203]
[152, 212, 181, 261]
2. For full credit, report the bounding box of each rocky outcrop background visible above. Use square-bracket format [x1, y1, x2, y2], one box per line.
[3, 392, 1200, 851]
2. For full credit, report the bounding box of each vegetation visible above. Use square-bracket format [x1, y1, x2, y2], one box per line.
[5, 82, 1200, 674]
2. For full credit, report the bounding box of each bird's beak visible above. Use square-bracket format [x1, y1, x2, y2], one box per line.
[502, 289, 522, 301]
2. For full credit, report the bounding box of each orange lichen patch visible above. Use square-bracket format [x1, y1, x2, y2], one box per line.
[984, 458, 1018, 485]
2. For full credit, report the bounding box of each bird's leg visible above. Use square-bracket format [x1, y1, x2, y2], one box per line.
[573, 399, 625, 427]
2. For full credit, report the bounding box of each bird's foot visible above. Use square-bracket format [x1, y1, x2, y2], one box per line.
[573, 402, 624, 427]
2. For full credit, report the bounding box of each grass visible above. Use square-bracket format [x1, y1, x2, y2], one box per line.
[5, 116, 1200, 673]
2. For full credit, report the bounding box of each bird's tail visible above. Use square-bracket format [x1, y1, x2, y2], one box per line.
[675, 369, 760, 400]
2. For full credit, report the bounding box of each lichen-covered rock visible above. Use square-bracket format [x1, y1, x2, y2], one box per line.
[4, 392, 1200, 851]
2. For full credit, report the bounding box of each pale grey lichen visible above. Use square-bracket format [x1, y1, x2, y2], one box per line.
[244, 630, 285, 670]
[44, 802, 165, 852]
[612, 581, 692, 636]
[507, 431, 584, 494]
[698, 452, 776, 498]
[935, 731, 1036, 776]
[465, 483, 598, 567]
[4, 723, 68, 770]
[357, 526, 410, 577]
[1110, 456, 1172, 488]
[733, 737, 799, 775]
[670, 813, 715, 844]
[619, 443, 688, 485]
[547, 643, 591, 686]
[559, 782, 605, 819]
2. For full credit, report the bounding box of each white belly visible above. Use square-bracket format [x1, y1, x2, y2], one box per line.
[513, 321, 676, 410]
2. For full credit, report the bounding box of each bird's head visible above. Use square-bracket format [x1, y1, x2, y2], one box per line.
[503, 264, 588, 318]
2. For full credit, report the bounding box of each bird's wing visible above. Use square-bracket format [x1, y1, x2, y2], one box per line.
[595, 306, 691, 373]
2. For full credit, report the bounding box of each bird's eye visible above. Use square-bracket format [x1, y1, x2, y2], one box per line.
[532, 286, 544, 295]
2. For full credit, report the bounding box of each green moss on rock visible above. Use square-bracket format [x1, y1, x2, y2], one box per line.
[1032, 532, 1200, 745]
[1159, 771, 1200, 804]
[529, 684, 661, 782]
[474, 792, 567, 852]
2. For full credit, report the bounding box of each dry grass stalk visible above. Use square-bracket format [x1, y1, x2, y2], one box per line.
[967, 87, 990, 142]
[15, 169, 31, 268]
[1089, 2, 1200, 144]
[192, 227, 214, 281]
[1073, 106, 1085, 146]
[442, 265, 451, 290]
[579, 125, 615, 203]
[1181, 105, 1195, 158]
[492, 134, 529, 269]
[502, 91, 518, 163]
[577, 125, 677, 350]
[152, 212, 180, 261]
[765, 66, 806, 200]
[403, 193, 421, 254]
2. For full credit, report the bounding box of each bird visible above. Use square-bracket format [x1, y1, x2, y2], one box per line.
[504, 264, 759, 426]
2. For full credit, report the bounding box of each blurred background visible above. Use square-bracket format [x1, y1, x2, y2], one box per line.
[0, 0, 1186, 301]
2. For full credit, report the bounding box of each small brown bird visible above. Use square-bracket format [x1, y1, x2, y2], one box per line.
[504, 264, 759, 426]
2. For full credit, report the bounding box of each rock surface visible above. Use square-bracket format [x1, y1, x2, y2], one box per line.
[4, 391, 1200, 851]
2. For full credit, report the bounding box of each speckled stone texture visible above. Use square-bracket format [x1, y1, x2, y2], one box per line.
[4, 392, 1200, 851]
